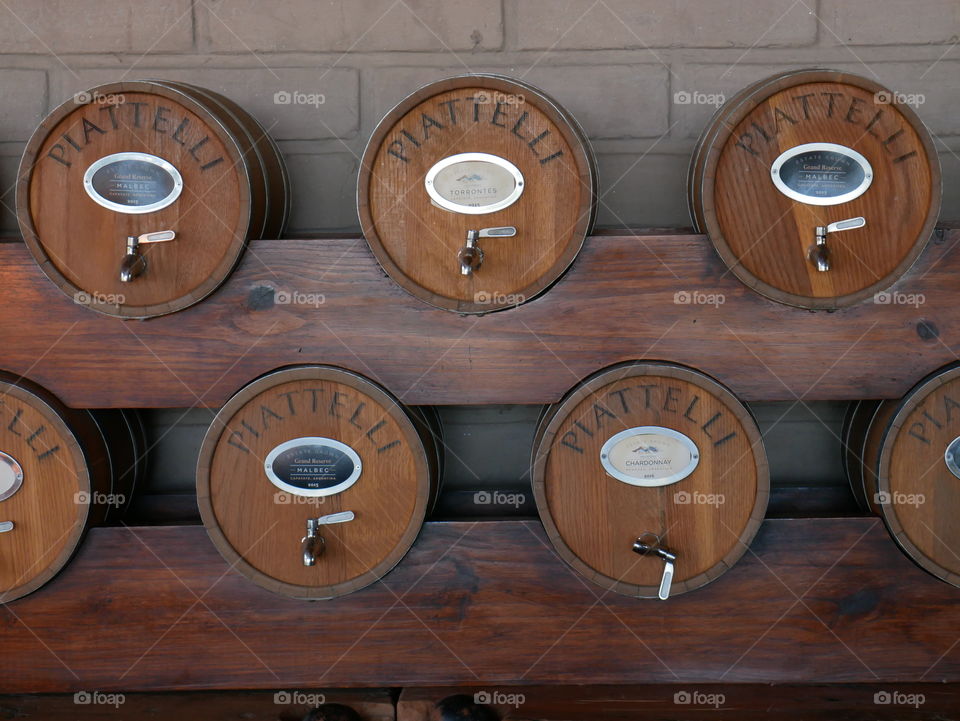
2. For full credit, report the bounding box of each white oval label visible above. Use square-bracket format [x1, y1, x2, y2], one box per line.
[425, 152, 524, 214]
[263, 437, 362, 497]
[83, 152, 183, 214]
[600, 426, 700, 487]
[770, 142, 873, 206]
[0, 451, 24, 502]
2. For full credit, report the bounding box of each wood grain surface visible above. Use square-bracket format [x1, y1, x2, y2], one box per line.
[532, 362, 768, 597]
[694, 70, 940, 309]
[3, 519, 960, 691]
[0, 228, 957, 408]
[197, 366, 434, 599]
[359, 75, 596, 313]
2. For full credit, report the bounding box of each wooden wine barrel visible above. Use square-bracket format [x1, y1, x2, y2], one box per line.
[196, 366, 442, 599]
[690, 69, 941, 309]
[359, 74, 597, 313]
[841, 399, 896, 513]
[849, 365, 960, 587]
[17, 80, 289, 319]
[531, 362, 769, 598]
[0, 373, 141, 602]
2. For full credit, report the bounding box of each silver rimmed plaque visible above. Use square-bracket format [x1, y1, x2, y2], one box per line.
[425, 152, 524, 214]
[945, 436, 960, 480]
[83, 151, 183, 214]
[0, 451, 24, 502]
[263, 437, 362, 498]
[770, 142, 873, 206]
[599, 426, 700, 487]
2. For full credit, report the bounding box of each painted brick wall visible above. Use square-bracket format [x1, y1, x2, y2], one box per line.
[0, 0, 957, 234]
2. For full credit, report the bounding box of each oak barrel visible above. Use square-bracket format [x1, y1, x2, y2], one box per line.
[0, 373, 142, 602]
[17, 80, 289, 319]
[531, 362, 769, 598]
[359, 74, 597, 313]
[690, 69, 941, 309]
[196, 366, 442, 599]
[845, 365, 960, 587]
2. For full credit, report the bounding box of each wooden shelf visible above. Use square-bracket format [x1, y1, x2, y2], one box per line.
[4, 518, 960, 692]
[4, 227, 960, 698]
[0, 228, 956, 408]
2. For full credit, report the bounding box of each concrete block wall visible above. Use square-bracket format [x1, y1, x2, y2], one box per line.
[0, 0, 958, 234]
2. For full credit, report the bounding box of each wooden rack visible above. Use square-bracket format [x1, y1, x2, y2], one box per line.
[2, 229, 960, 699]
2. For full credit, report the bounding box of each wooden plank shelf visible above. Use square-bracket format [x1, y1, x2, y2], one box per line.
[0, 228, 957, 409]
[4, 518, 960, 692]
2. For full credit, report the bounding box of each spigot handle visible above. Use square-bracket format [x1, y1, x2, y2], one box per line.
[810, 217, 865, 273]
[825, 217, 865, 234]
[632, 532, 677, 601]
[458, 227, 517, 276]
[138, 230, 176, 244]
[316, 511, 356, 525]
[477, 226, 517, 238]
[120, 230, 177, 283]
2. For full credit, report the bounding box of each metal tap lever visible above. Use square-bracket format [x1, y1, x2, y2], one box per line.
[458, 226, 517, 276]
[809, 217, 865, 273]
[301, 511, 356, 566]
[0, 521, 13, 533]
[632, 533, 677, 601]
[120, 230, 177, 282]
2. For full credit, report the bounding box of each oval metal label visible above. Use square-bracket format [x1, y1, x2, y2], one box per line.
[425, 152, 524, 214]
[0, 451, 24, 502]
[83, 152, 184, 214]
[770, 142, 873, 206]
[945, 436, 960, 480]
[263, 437, 362, 497]
[599, 426, 700, 487]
